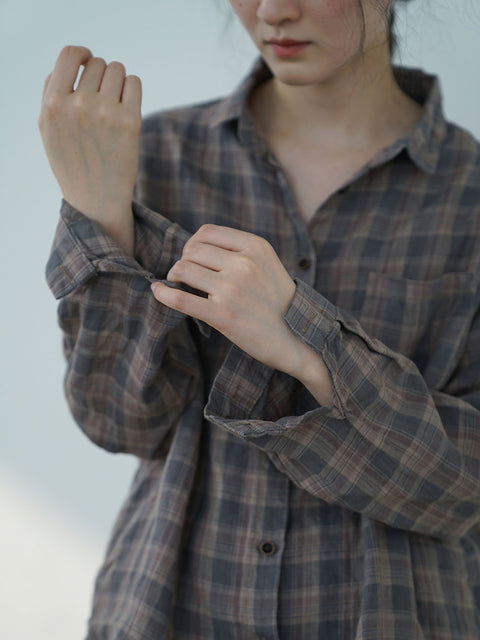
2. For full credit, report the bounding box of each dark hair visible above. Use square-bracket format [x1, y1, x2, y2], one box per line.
[366, 0, 415, 57]
[388, 0, 415, 56]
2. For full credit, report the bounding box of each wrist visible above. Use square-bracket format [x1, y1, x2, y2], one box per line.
[289, 338, 334, 407]
[63, 196, 135, 257]
[99, 210, 135, 257]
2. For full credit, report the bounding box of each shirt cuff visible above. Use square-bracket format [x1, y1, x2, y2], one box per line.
[283, 278, 339, 352]
[205, 344, 276, 421]
[204, 278, 345, 436]
[45, 199, 191, 300]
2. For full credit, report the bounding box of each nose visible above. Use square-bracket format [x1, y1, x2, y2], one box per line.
[256, 0, 301, 25]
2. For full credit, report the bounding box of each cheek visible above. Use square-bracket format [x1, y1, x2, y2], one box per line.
[228, 0, 259, 38]
[229, 1, 253, 24]
[317, 0, 358, 17]
[306, 0, 362, 54]
[229, 0, 254, 18]
[307, 0, 360, 34]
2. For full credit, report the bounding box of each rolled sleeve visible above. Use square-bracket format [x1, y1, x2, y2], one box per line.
[283, 278, 339, 350]
[45, 201, 102, 299]
[45, 199, 192, 299]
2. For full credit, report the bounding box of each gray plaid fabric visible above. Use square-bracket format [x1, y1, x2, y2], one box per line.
[46, 59, 480, 639]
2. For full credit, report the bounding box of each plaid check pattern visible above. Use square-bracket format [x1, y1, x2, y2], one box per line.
[46, 59, 480, 639]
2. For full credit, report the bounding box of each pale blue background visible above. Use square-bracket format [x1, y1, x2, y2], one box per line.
[1, 1, 479, 637]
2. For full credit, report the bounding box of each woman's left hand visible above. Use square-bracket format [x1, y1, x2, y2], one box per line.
[151, 224, 300, 373]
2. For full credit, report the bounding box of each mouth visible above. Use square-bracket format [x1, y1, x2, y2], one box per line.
[265, 38, 311, 58]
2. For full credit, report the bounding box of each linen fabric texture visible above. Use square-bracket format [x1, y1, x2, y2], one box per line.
[46, 60, 480, 639]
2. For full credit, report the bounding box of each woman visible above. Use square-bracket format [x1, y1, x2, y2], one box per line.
[39, 1, 480, 638]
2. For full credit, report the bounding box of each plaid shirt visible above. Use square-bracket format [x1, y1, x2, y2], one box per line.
[46, 59, 480, 639]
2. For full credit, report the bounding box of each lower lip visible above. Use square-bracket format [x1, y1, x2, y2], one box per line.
[269, 42, 309, 58]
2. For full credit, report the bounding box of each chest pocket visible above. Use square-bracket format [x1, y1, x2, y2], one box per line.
[358, 271, 477, 389]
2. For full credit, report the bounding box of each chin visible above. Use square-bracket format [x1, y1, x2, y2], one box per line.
[264, 60, 335, 87]
[263, 50, 362, 89]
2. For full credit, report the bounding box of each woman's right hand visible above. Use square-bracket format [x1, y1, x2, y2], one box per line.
[38, 45, 142, 255]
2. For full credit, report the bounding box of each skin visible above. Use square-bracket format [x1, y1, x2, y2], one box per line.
[232, 0, 389, 89]
[236, 0, 422, 221]
[38, 1, 420, 407]
[38, 46, 141, 255]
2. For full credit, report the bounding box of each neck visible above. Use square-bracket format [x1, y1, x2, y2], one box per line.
[250, 48, 421, 152]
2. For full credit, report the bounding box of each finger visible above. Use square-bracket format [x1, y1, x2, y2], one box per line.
[167, 260, 218, 294]
[192, 223, 261, 252]
[151, 281, 213, 322]
[75, 57, 107, 94]
[48, 45, 93, 95]
[182, 241, 232, 271]
[121, 75, 142, 110]
[99, 61, 126, 102]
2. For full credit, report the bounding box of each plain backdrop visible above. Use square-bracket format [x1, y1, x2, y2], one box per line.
[1, 1, 479, 638]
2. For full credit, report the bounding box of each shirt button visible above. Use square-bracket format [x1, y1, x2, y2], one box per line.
[259, 540, 276, 556]
[297, 256, 311, 270]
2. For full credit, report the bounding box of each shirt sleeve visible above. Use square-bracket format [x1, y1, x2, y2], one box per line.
[204, 277, 480, 541]
[46, 199, 205, 459]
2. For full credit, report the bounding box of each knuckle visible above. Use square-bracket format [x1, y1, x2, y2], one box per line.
[170, 260, 185, 276]
[232, 255, 256, 282]
[95, 103, 112, 124]
[237, 254, 255, 275]
[39, 95, 63, 123]
[42, 96, 62, 119]
[73, 94, 90, 118]
[182, 242, 197, 259]
[181, 244, 192, 259]
[251, 234, 269, 253]
[197, 223, 215, 237]
[168, 289, 185, 309]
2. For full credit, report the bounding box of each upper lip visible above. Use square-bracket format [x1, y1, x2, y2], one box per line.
[267, 38, 309, 46]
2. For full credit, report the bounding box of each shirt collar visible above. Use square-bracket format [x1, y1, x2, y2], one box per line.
[208, 58, 269, 129]
[393, 67, 447, 173]
[209, 58, 447, 174]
